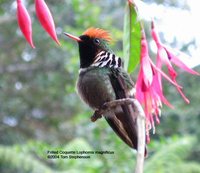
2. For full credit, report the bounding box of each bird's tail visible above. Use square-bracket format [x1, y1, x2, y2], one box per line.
[105, 104, 147, 156]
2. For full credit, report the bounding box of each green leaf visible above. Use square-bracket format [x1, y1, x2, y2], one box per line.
[144, 137, 197, 173]
[123, 2, 141, 73]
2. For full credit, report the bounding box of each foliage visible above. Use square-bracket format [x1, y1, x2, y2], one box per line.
[145, 137, 200, 173]
[0, 144, 53, 173]
[0, 138, 132, 173]
[0, 137, 200, 173]
[123, 1, 141, 73]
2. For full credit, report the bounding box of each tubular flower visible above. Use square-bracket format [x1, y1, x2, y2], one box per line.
[151, 21, 200, 103]
[35, 0, 60, 45]
[135, 30, 178, 143]
[17, 0, 35, 48]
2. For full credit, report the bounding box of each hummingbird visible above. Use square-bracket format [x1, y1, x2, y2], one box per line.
[64, 28, 146, 154]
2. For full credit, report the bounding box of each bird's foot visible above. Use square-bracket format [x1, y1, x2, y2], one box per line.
[91, 110, 103, 122]
[90, 102, 111, 122]
[91, 98, 145, 122]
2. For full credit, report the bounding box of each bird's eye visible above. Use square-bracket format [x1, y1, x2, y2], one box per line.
[94, 38, 100, 45]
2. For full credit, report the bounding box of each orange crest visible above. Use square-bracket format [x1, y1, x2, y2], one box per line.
[83, 28, 112, 42]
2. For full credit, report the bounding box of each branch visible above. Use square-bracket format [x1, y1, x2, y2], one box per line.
[91, 98, 146, 173]
[133, 99, 145, 173]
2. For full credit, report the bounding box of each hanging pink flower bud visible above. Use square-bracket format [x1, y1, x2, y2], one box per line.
[35, 0, 60, 45]
[17, 0, 35, 48]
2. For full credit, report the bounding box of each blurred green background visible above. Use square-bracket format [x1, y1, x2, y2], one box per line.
[0, 0, 200, 172]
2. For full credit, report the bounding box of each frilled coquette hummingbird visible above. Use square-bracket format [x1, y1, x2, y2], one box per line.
[64, 28, 146, 154]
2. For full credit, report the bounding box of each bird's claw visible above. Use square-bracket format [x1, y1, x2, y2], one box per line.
[90, 102, 110, 122]
[91, 110, 102, 122]
[90, 98, 144, 122]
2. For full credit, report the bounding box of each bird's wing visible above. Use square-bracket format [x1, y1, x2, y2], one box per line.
[105, 68, 146, 154]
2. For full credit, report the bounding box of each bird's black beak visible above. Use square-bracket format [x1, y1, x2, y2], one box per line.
[63, 32, 82, 42]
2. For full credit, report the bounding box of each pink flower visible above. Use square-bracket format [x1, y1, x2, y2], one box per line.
[151, 21, 200, 103]
[17, 0, 35, 48]
[35, 0, 60, 45]
[136, 30, 179, 143]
